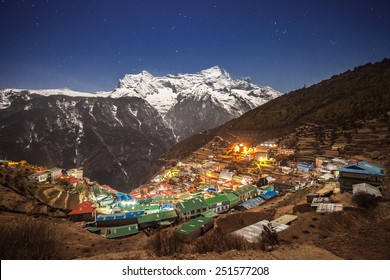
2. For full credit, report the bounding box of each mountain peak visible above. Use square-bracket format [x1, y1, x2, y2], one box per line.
[140, 70, 153, 76]
[118, 70, 155, 89]
[200, 66, 230, 79]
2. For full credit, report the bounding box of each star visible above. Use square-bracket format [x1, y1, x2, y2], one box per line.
[328, 40, 336, 47]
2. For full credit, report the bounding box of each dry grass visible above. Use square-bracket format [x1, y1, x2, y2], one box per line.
[0, 217, 59, 259]
[146, 230, 186, 257]
[193, 228, 259, 254]
[318, 211, 370, 237]
[146, 228, 268, 257]
[373, 202, 390, 220]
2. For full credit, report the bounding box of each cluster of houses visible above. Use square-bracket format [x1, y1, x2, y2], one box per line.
[27, 167, 63, 183]
[18, 138, 386, 242]
[68, 181, 273, 240]
[27, 167, 84, 184]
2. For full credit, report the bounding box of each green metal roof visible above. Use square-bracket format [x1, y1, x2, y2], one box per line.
[137, 198, 153, 204]
[260, 186, 274, 192]
[179, 193, 192, 200]
[86, 227, 101, 234]
[137, 210, 177, 224]
[106, 224, 139, 239]
[205, 194, 229, 206]
[122, 204, 145, 212]
[201, 209, 219, 218]
[234, 185, 257, 196]
[175, 217, 213, 235]
[147, 204, 160, 211]
[224, 192, 240, 207]
[176, 196, 208, 213]
[154, 196, 175, 202]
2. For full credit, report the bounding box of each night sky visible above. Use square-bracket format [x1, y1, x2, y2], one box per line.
[0, 0, 389, 93]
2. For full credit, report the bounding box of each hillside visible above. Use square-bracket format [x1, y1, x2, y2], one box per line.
[164, 58, 390, 161]
[0, 163, 84, 216]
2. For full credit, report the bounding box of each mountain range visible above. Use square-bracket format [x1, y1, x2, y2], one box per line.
[0, 66, 281, 190]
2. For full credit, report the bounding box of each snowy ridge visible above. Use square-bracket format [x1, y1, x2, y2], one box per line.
[0, 87, 100, 98]
[110, 66, 282, 116]
[0, 66, 281, 115]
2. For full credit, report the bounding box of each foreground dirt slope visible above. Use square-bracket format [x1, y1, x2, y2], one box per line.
[1, 189, 389, 260]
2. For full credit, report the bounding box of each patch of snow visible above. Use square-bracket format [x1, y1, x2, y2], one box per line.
[111, 104, 123, 127]
[0, 90, 12, 109]
[117, 161, 128, 178]
[128, 105, 138, 116]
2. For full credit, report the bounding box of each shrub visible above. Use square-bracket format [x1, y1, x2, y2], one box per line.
[353, 193, 380, 208]
[259, 224, 279, 251]
[0, 218, 59, 259]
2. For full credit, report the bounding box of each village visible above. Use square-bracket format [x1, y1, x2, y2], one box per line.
[4, 134, 385, 246]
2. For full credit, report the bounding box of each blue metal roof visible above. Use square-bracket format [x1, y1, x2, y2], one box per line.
[338, 161, 386, 176]
[238, 197, 266, 210]
[297, 162, 314, 168]
[97, 211, 144, 221]
[259, 190, 278, 200]
[161, 204, 174, 210]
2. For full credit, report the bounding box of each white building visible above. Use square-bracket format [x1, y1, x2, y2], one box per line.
[28, 172, 49, 182]
[219, 171, 234, 181]
[67, 168, 83, 180]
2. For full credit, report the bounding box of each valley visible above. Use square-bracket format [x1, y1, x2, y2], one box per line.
[1, 59, 390, 260]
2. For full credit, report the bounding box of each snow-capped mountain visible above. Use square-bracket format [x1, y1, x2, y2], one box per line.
[0, 66, 281, 190]
[110, 66, 281, 140]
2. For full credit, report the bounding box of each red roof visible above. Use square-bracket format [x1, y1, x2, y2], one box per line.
[160, 190, 173, 196]
[69, 177, 78, 184]
[160, 183, 172, 189]
[69, 201, 96, 215]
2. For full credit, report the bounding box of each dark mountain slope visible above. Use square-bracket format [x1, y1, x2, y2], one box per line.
[0, 95, 175, 190]
[164, 58, 390, 160]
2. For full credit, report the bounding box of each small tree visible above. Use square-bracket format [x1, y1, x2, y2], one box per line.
[259, 223, 279, 251]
